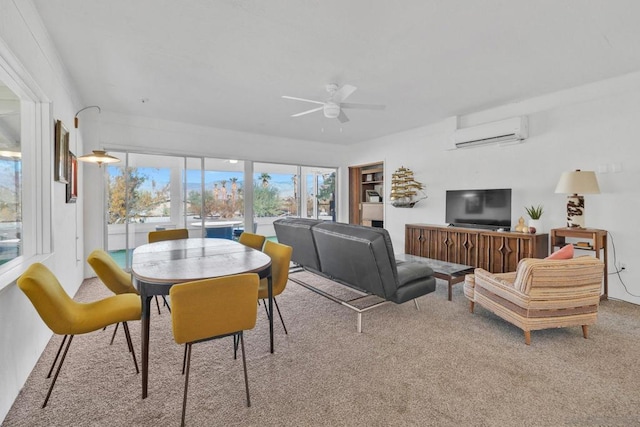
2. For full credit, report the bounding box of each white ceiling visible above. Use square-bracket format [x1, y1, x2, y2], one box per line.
[32, 0, 640, 145]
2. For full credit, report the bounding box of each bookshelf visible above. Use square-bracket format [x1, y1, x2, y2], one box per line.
[349, 162, 384, 226]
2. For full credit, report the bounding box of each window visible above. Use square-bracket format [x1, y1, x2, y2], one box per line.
[200, 158, 245, 222]
[253, 163, 298, 219]
[0, 45, 52, 285]
[105, 153, 247, 268]
[106, 152, 185, 268]
[303, 167, 336, 221]
[253, 163, 338, 239]
[102, 153, 337, 268]
[0, 84, 21, 265]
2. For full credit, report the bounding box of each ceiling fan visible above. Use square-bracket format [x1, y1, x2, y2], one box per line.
[282, 83, 385, 123]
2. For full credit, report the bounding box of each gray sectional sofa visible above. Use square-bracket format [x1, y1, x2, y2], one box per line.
[274, 218, 436, 330]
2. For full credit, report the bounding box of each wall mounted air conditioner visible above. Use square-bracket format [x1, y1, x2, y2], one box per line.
[453, 116, 528, 148]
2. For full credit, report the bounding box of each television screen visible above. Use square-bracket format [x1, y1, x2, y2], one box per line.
[445, 189, 512, 230]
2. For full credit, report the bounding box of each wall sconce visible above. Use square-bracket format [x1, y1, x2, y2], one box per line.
[74, 105, 120, 167]
[77, 149, 120, 167]
[554, 169, 600, 228]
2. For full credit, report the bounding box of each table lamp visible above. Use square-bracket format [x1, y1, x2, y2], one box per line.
[554, 169, 600, 228]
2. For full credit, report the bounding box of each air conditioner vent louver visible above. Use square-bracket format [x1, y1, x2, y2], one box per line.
[453, 117, 528, 149]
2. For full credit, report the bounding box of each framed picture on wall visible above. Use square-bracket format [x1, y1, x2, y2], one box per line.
[66, 151, 78, 203]
[54, 120, 70, 183]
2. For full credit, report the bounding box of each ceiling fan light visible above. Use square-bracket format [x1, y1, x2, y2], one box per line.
[323, 102, 340, 119]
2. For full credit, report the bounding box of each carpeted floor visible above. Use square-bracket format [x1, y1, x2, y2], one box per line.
[3, 274, 640, 426]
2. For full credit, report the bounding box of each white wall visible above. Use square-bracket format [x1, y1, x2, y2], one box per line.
[346, 72, 640, 305]
[0, 0, 86, 422]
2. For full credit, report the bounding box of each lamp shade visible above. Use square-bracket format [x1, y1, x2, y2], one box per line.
[554, 170, 600, 195]
[77, 150, 120, 167]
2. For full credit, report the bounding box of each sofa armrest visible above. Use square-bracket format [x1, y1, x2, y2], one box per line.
[474, 268, 530, 307]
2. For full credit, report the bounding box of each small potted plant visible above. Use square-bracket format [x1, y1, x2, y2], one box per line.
[525, 204, 544, 233]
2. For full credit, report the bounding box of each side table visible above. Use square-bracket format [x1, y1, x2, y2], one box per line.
[549, 227, 608, 300]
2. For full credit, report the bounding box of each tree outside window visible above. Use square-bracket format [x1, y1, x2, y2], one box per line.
[186, 171, 244, 219]
[0, 154, 21, 264]
[107, 166, 170, 224]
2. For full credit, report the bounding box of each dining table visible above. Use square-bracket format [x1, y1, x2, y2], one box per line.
[131, 237, 273, 399]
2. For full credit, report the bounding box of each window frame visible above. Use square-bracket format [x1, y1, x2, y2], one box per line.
[0, 42, 53, 289]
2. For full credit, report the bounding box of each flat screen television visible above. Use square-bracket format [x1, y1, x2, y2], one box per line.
[445, 188, 512, 231]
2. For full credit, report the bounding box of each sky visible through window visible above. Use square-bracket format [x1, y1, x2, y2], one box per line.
[108, 166, 297, 198]
[109, 166, 326, 200]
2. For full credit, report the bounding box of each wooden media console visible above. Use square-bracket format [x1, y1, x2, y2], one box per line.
[405, 224, 548, 274]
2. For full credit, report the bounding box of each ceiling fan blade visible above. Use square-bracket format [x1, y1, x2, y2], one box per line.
[282, 95, 325, 105]
[291, 106, 324, 117]
[341, 102, 386, 110]
[332, 84, 357, 103]
[337, 110, 350, 123]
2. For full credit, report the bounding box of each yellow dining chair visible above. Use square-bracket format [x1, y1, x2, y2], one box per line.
[259, 241, 293, 335]
[238, 232, 266, 251]
[17, 263, 141, 408]
[147, 229, 190, 312]
[170, 273, 259, 427]
[87, 249, 139, 345]
[148, 228, 189, 243]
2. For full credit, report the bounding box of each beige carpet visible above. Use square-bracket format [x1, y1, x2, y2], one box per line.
[4, 274, 640, 427]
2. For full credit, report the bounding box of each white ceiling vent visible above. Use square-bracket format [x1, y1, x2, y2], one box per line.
[453, 116, 528, 149]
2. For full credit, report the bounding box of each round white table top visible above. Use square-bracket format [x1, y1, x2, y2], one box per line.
[132, 238, 271, 285]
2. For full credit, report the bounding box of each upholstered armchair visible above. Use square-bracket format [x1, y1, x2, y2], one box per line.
[464, 256, 604, 345]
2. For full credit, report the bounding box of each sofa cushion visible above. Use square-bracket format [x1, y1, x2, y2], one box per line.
[389, 276, 436, 304]
[312, 222, 396, 299]
[396, 261, 434, 286]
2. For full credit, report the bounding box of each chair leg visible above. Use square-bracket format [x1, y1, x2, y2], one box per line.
[233, 334, 239, 360]
[181, 343, 192, 427]
[182, 344, 187, 375]
[47, 335, 68, 379]
[261, 299, 271, 321]
[162, 296, 171, 313]
[155, 296, 161, 315]
[413, 298, 420, 310]
[273, 298, 288, 335]
[122, 322, 139, 374]
[469, 301, 475, 313]
[43, 334, 74, 408]
[239, 332, 251, 407]
[109, 322, 120, 346]
[582, 325, 589, 339]
[524, 330, 531, 345]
